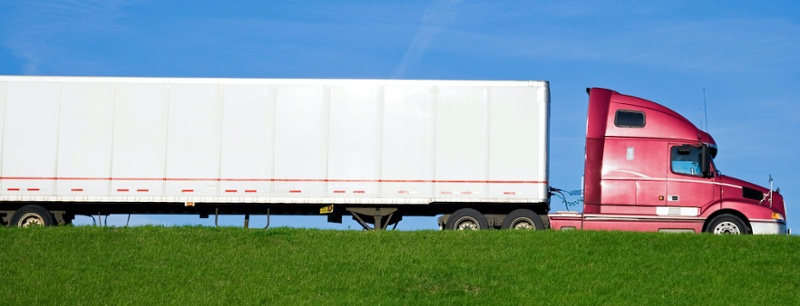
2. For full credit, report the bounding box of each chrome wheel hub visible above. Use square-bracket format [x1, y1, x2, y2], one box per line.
[455, 218, 479, 230]
[19, 213, 45, 227]
[713, 221, 741, 234]
[512, 219, 534, 230]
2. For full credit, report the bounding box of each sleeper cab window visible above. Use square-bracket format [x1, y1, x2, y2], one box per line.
[614, 110, 645, 128]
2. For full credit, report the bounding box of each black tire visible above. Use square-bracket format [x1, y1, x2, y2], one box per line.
[445, 208, 489, 230]
[706, 214, 750, 234]
[10, 205, 54, 227]
[501, 209, 545, 230]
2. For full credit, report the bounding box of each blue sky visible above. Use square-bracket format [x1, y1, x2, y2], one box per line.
[1, 1, 798, 231]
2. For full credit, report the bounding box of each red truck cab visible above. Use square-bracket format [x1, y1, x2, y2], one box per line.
[550, 88, 788, 234]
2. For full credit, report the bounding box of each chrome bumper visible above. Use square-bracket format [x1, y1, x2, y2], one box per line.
[751, 220, 788, 235]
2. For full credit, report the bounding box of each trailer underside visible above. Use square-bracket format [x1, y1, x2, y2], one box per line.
[0, 201, 550, 230]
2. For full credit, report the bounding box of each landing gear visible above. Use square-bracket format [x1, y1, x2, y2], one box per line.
[347, 207, 402, 230]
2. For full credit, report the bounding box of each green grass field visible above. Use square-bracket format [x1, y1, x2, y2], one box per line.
[1, 226, 798, 305]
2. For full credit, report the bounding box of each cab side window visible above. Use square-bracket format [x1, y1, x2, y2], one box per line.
[670, 146, 703, 177]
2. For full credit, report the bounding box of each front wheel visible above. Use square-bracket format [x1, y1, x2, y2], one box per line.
[706, 214, 750, 234]
[11, 205, 55, 227]
[445, 208, 489, 230]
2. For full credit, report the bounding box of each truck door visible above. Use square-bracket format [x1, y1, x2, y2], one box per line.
[666, 144, 716, 213]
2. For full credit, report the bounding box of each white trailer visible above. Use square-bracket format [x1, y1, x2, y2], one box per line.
[0, 76, 549, 229]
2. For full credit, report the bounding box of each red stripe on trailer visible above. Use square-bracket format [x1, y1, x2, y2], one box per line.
[0, 176, 548, 185]
[225, 190, 237, 193]
[27, 188, 40, 191]
[504, 191, 516, 195]
[441, 191, 453, 195]
[7, 188, 19, 191]
[182, 189, 193, 193]
[353, 190, 365, 194]
[462, 191, 473, 195]
[245, 190, 257, 193]
[289, 190, 301, 193]
[137, 189, 149, 192]
[117, 189, 129, 192]
[71, 188, 83, 192]
[333, 190, 345, 194]
[397, 190, 410, 194]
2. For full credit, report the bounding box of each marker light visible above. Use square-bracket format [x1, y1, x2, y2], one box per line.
[772, 212, 784, 221]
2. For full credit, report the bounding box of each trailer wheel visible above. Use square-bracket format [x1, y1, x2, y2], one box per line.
[706, 214, 750, 235]
[446, 208, 488, 230]
[10, 205, 54, 227]
[501, 209, 545, 230]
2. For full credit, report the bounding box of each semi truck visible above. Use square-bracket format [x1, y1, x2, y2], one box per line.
[0, 76, 787, 234]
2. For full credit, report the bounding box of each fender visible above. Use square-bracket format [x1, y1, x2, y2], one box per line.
[719, 201, 777, 221]
[701, 201, 786, 234]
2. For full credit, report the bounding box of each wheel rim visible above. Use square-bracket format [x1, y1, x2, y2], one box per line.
[18, 213, 45, 227]
[511, 218, 535, 230]
[713, 221, 741, 234]
[455, 217, 479, 230]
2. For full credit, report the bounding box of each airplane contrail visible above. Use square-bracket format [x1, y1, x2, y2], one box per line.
[392, 0, 461, 78]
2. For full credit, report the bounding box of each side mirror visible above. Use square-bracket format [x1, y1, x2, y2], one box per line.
[700, 145, 712, 178]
